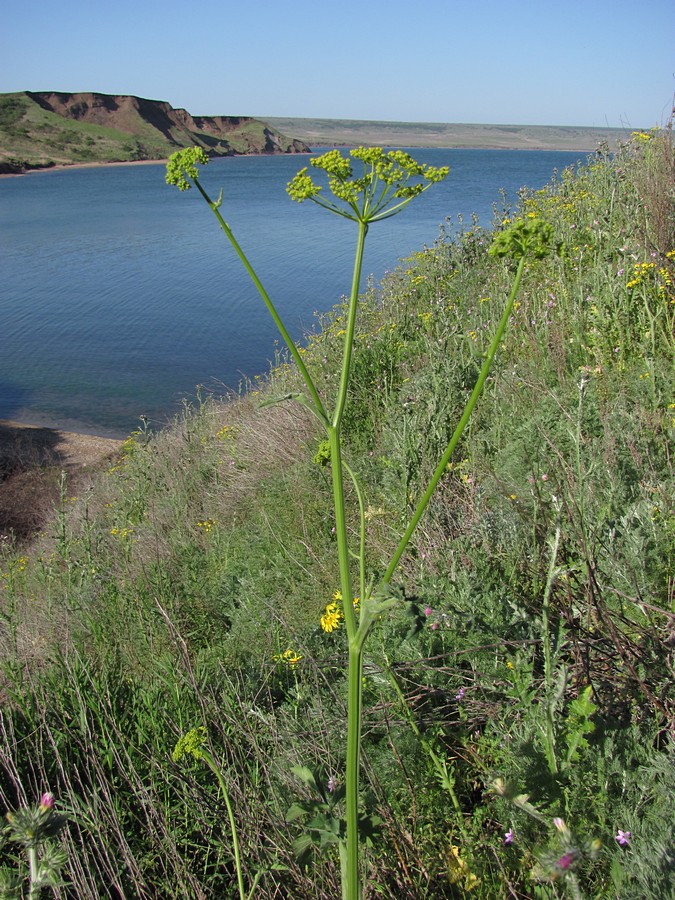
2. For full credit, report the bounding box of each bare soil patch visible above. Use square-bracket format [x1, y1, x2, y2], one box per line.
[0, 420, 121, 545]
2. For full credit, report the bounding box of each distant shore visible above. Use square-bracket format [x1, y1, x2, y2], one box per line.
[0, 152, 315, 178]
[0, 158, 167, 178]
[265, 117, 637, 152]
[1, 119, 642, 177]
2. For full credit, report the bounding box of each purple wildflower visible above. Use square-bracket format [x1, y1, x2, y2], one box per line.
[504, 828, 514, 845]
[615, 829, 631, 846]
[455, 687, 465, 702]
[40, 792, 55, 810]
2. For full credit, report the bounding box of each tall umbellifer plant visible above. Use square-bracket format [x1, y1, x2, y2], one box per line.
[166, 146, 552, 899]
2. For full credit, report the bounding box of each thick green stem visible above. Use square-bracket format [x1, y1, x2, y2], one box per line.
[327, 219, 369, 900]
[382, 255, 527, 584]
[345, 641, 364, 900]
[28, 846, 39, 899]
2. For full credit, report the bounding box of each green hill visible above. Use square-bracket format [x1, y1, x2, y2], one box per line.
[0, 91, 310, 173]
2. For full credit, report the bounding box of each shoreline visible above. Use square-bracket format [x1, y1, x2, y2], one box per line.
[0, 149, 318, 179]
[0, 416, 127, 441]
[2, 139, 595, 178]
[1, 158, 171, 179]
[0, 419, 122, 470]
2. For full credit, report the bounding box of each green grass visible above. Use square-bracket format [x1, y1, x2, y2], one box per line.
[0, 128, 673, 898]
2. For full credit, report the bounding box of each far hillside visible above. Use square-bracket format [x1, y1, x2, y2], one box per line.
[265, 116, 636, 150]
[0, 91, 309, 174]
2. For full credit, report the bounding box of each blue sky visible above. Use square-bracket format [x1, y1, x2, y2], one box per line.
[2, 0, 673, 127]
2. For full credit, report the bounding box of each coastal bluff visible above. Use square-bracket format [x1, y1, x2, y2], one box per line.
[0, 91, 310, 174]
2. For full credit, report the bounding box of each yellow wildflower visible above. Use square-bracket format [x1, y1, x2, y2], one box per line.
[320, 602, 343, 633]
[275, 648, 302, 668]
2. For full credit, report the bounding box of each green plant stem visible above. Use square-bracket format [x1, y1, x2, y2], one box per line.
[542, 522, 562, 776]
[345, 641, 364, 900]
[202, 752, 246, 900]
[333, 221, 369, 430]
[382, 255, 527, 584]
[28, 846, 39, 899]
[193, 179, 328, 425]
[343, 460, 367, 603]
[329, 427, 356, 638]
[329, 219, 368, 900]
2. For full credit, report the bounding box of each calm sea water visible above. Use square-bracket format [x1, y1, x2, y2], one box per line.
[0, 149, 584, 437]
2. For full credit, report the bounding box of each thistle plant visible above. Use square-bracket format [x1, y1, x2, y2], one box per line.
[167, 146, 553, 899]
[1, 793, 68, 899]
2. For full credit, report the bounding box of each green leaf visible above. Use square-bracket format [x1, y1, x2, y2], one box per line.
[290, 765, 319, 793]
[286, 803, 308, 823]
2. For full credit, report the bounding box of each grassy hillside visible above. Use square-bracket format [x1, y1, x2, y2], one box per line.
[0, 129, 672, 898]
[0, 92, 308, 173]
[264, 116, 635, 150]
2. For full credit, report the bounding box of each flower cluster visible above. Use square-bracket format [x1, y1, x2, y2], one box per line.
[446, 844, 479, 891]
[320, 601, 343, 633]
[172, 726, 207, 762]
[625, 257, 673, 301]
[165, 147, 210, 191]
[489, 218, 554, 261]
[196, 518, 217, 534]
[319, 590, 359, 632]
[275, 648, 302, 668]
[215, 424, 239, 441]
[287, 147, 448, 224]
[626, 260, 656, 289]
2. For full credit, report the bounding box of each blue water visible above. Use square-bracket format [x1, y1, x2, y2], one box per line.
[0, 149, 584, 437]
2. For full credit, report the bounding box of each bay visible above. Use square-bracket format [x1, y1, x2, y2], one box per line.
[0, 149, 584, 437]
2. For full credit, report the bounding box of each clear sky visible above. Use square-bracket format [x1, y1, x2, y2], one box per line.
[2, 0, 673, 128]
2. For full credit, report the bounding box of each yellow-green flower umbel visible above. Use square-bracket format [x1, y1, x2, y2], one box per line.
[287, 147, 448, 225]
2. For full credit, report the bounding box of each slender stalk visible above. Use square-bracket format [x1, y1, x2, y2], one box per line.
[541, 523, 562, 775]
[194, 180, 328, 425]
[333, 221, 369, 430]
[343, 460, 367, 603]
[382, 255, 527, 584]
[203, 752, 246, 900]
